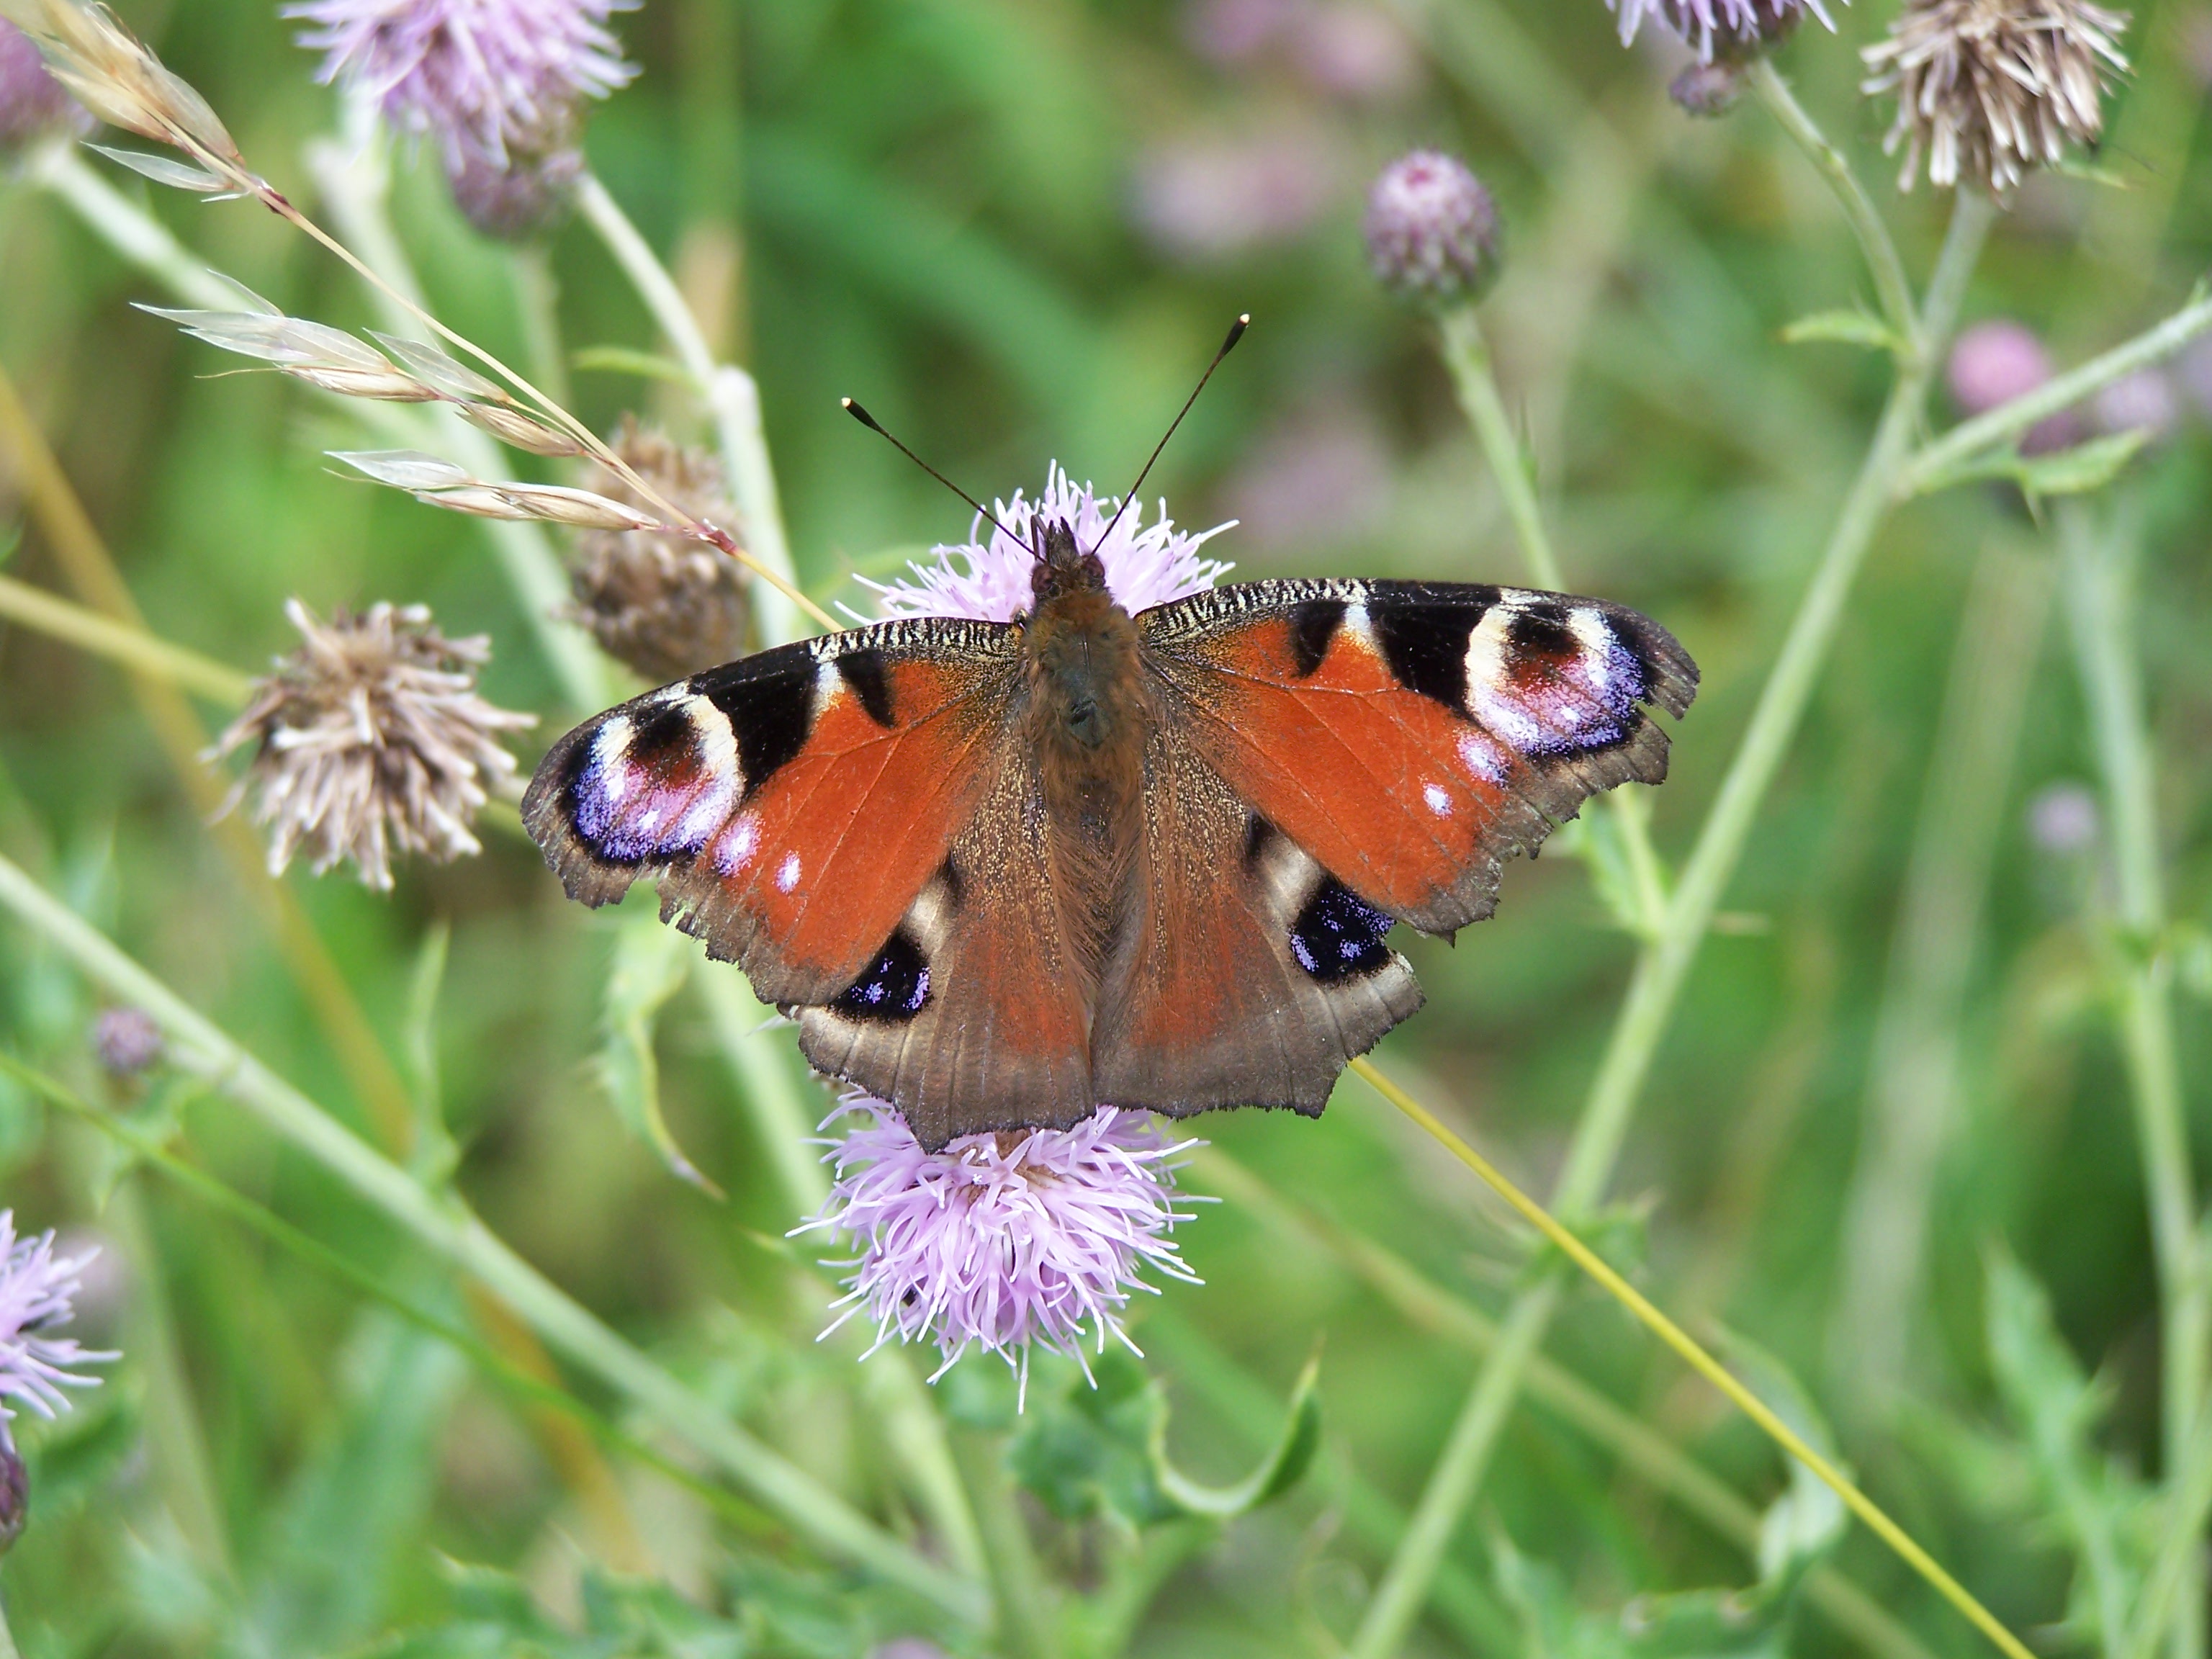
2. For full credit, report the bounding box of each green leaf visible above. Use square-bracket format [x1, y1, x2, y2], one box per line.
[1009, 1346, 1321, 1528]
[1915, 429, 2152, 505]
[1711, 1331, 1847, 1590]
[0, 523, 21, 567]
[400, 921, 461, 1187]
[570, 344, 698, 387]
[598, 908, 722, 1197]
[1779, 309, 1907, 355]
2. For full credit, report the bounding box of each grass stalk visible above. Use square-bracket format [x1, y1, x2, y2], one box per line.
[1190, 1147, 1941, 1659]
[1745, 62, 1918, 346]
[572, 171, 807, 645]
[0, 848, 988, 1625]
[1898, 287, 2212, 498]
[1345, 187, 1996, 1659]
[0, 572, 252, 703]
[2059, 500, 2205, 1659]
[1352, 1058, 2035, 1659]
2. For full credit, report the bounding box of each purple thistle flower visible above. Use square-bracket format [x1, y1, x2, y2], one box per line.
[287, 0, 635, 171]
[796, 1097, 1203, 1391]
[1610, 0, 1837, 61]
[0, 1213, 114, 1426]
[1362, 150, 1501, 305]
[864, 462, 1233, 626]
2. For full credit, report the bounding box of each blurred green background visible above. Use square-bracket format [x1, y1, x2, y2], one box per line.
[2, 0, 2211, 1653]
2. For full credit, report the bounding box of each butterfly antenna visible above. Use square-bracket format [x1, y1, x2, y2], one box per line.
[1087, 312, 1249, 557]
[842, 398, 1020, 548]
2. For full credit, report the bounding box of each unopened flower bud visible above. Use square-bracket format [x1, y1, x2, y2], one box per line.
[446, 138, 582, 240]
[91, 1007, 163, 1076]
[1363, 150, 1500, 306]
[1669, 59, 1745, 115]
[1948, 320, 2081, 453]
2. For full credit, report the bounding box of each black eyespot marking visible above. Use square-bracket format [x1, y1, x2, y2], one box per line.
[1506, 601, 1575, 660]
[1287, 600, 1345, 677]
[832, 929, 931, 1021]
[1374, 604, 1478, 710]
[705, 670, 815, 798]
[837, 649, 896, 728]
[1290, 878, 1395, 981]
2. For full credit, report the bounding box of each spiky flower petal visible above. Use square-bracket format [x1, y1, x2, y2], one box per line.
[569, 418, 749, 680]
[797, 1098, 1202, 1386]
[866, 462, 1232, 626]
[287, 0, 634, 170]
[1610, 0, 1835, 61]
[1862, 0, 2129, 195]
[0, 1213, 113, 1425]
[212, 599, 536, 891]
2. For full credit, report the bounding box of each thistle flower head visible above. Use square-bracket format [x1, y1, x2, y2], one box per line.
[1861, 0, 2129, 196]
[212, 599, 536, 891]
[570, 419, 749, 680]
[91, 1006, 163, 1076]
[1946, 318, 2079, 450]
[444, 134, 582, 238]
[866, 463, 1233, 626]
[0, 17, 88, 147]
[1362, 149, 1501, 306]
[287, 0, 635, 171]
[1610, 0, 1835, 62]
[0, 1214, 114, 1426]
[796, 1098, 1202, 1389]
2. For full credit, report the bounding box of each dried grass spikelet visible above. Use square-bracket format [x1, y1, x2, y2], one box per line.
[212, 599, 536, 891]
[1862, 0, 2130, 196]
[568, 418, 750, 680]
[0, 0, 246, 181]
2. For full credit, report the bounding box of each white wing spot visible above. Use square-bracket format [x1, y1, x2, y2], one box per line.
[1457, 728, 1510, 783]
[1423, 781, 1453, 817]
[776, 850, 803, 893]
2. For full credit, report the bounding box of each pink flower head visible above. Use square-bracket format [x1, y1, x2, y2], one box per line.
[1609, 0, 1836, 60]
[0, 1213, 114, 1425]
[287, 0, 635, 169]
[863, 462, 1233, 625]
[796, 1097, 1204, 1394]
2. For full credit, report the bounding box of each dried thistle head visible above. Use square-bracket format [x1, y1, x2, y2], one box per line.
[212, 599, 536, 891]
[568, 420, 750, 681]
[1862, 0, 2130, 196]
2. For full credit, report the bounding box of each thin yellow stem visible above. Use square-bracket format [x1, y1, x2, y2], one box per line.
[0, 572, 252, 703]
[1349, 1056, 2034, 1659]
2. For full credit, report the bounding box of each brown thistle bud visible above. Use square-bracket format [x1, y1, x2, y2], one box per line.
[212, 600, 536, 891]
[568, 419, 750, 681]
[1862, 0, 2129, 197]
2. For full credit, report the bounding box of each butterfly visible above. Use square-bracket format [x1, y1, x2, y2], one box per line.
[522, 517, 1697, 1151]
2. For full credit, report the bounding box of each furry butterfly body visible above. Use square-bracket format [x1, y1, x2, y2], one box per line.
[523, 521, 1697, 1150]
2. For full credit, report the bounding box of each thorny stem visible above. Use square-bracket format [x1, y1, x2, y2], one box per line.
[572, 173, 808, 646]
[1345, 186, 1997, 1659]
[1898, 285, 2212, 498]
[1352, 1059, 2037, 1659]
[2060, 500, 2206, 1659]
[1192, 1146, 1941, 1659]
[1746, 61, 1918, 349]
[0, 847, 989, 1624]
[0, 572, 252, 703]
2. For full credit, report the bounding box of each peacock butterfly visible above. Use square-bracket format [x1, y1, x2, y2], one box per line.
[523, 327, 1698, 1151]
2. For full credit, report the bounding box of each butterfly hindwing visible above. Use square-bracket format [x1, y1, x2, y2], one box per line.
[521, 618, 1020, 1006]
[1141, 579, 1698, 935]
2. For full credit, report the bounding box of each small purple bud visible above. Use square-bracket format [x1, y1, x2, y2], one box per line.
[91, 1007, 163, 1076]
[2092, 368, 2179, 441]
[1363, 149, 1501, 306]
[1669, 59, 1745, 115]
[0, 19, 90, 149]
[2028, 783, 2100, 857]
[446, 140, 582, 240]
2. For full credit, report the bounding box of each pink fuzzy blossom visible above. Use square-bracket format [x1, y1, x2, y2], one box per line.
[863, 462, 1233, 626]
[1609, 0, 1836, 60]
[287, 0, 634, 169]
[0, 1213, 114, 1426]
[796, 1098, 1203, 1393]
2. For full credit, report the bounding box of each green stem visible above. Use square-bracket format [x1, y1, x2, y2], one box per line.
[0, 848, 986, 1625]
[572, 173, 803, 647]
[1436, 305, 1563, 590]
[1345, 189, 1995, 1659]
[2060, 500, 2204, 1659]
[954, 1428, 1060, 1659]
[0, 572, 252, 704]
[302, 117, 615, 714]
[1745, 62, 1917, 347]
[2127, 1393, 2212, 1659]
[1898, 286, 2212, 498]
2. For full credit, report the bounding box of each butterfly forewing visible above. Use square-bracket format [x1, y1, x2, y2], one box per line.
[522, 618, 1021, 1006]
